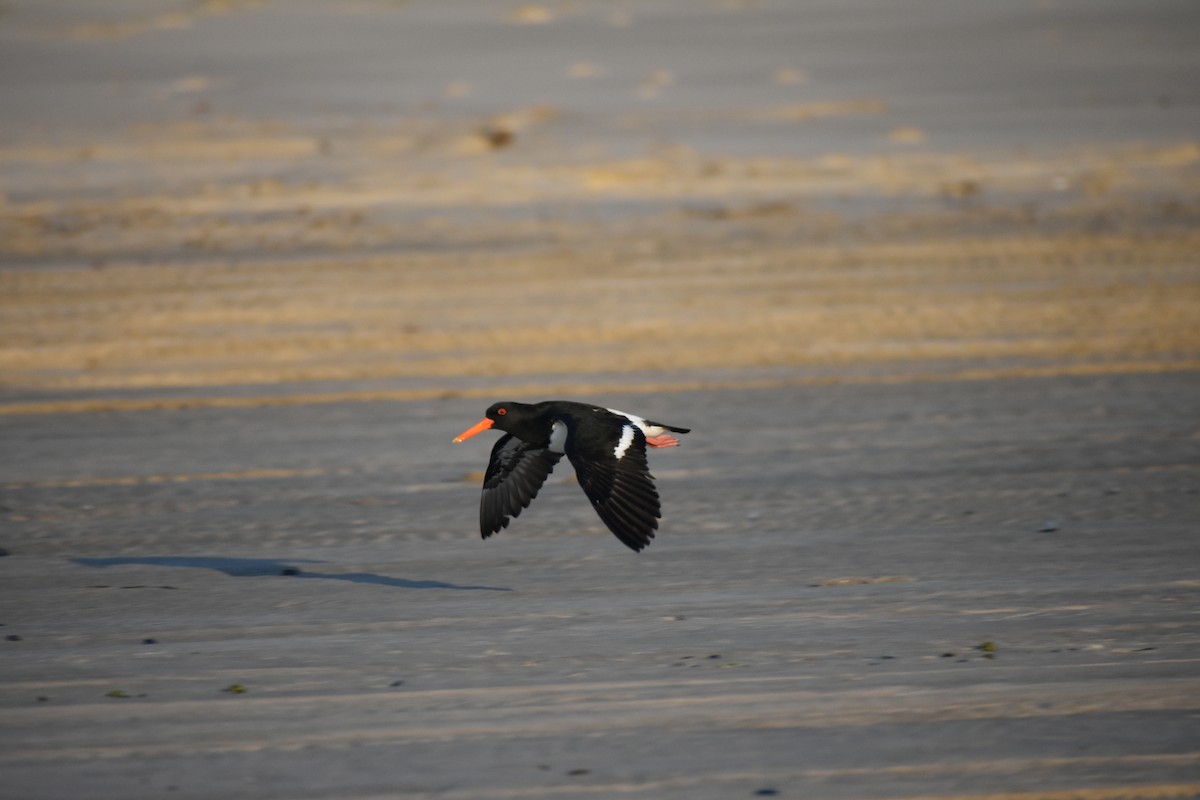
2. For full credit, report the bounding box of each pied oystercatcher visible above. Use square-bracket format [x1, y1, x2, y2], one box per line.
[453, 401, 690, 551]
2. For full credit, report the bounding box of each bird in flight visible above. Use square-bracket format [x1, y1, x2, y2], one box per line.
[453, 401, 690, 551]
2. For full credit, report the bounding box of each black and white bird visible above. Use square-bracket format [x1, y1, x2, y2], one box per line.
[453, 401, 690, 551]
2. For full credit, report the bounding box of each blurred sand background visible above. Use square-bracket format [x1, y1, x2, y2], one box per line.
[2, 0, 1198, 395]
[1, 1, 1199, 798]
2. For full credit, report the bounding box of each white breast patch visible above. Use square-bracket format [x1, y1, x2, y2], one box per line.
[548, 420, 568, 454]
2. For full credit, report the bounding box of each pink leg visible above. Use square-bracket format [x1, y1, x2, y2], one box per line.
[645, 434, 681, 448]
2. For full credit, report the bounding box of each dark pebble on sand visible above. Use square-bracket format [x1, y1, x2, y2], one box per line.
[6, 634, 21, 641]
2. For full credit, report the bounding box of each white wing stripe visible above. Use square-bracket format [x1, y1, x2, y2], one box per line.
[613, 424, 636, 460]
[607, 407, 665, 438]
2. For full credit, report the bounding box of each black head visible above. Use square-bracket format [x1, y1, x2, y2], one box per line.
[485, 401, 531, 430]
[454, 401, 531, 443]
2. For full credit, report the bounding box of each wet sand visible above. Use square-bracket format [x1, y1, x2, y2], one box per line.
[2, 1, 1200, 798]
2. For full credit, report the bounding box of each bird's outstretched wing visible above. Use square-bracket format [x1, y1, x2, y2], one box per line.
[567, 429, 661, 552]
[480, 434, 563, 539]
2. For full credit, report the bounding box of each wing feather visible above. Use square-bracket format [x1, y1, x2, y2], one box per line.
[567, 429, 661, 552]
[480, 434, 562, 539]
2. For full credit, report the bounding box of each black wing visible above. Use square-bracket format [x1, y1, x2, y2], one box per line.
[567, 429, 661, 552]
[480, 433, 563, 539]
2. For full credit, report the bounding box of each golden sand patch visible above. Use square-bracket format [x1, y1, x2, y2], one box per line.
[811, 576, 914, 587]
[2, 116, 1197, 397]
[774, 98, 888, 121]
[888, 126, 927, 145]
[1, 232, 1198, 395]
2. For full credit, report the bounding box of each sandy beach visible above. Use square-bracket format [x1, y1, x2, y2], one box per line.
[2, 1, 1199, 798]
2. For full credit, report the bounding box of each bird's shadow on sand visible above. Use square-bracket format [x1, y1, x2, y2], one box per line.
[72, 556, 510, 591]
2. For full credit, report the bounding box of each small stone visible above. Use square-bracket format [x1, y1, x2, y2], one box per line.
[106, 690, 131, 699]
[479, 126, 515, 150]
[5, 634, 21, 642]
[280, 567, 301, 576]
[390, 680, 405, 687]
[567, 768, 590, 776]
[754, 789, 780, 797]
[1038, 521, 1059, 533]
[142, 638, 158, 645]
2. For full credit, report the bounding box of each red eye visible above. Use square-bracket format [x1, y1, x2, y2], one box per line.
[496, 407, 507, 416]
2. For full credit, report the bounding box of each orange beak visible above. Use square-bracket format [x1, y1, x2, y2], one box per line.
[452, 417, 494, 443]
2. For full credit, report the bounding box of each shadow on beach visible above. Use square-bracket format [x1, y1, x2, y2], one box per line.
[73, 556, 511, 591]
